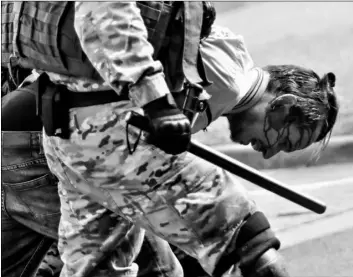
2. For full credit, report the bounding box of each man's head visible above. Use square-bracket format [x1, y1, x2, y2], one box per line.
[227, 65, 338, 159]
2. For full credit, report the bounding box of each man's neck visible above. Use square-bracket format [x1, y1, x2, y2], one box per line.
[226, 68, 270, 115]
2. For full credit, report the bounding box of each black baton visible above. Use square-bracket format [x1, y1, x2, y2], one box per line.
[127, 113, 327, 214]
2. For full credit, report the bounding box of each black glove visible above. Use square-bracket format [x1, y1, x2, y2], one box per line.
[143, 95, 191, 155]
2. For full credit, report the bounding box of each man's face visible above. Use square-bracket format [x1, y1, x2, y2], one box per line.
[227, 94, 324, 159]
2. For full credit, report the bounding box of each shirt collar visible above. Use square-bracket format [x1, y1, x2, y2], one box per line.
[226, 68, 269, 114]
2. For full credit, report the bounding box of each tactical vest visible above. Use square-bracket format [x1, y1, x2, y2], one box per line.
[1, 1, 208, 85]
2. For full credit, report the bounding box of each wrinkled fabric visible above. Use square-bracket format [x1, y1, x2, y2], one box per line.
[196, 26, 269, 130]
[36, 242, 63, 277]
[1, 85, 185, 277]
[40, 2, 171, 108]
[37, 233, 186, 277]
[42, 100, 255, 276]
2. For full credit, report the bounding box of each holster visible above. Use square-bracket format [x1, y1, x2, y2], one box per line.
[33, 73, 128, 139]
[35, 73, 70, 139]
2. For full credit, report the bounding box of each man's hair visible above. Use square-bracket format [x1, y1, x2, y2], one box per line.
[263, 65, 339, 145]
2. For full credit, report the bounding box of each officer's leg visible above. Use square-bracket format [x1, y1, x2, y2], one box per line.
[44, 131, 185, 277]
[50, 165, 145, 277]
[35, 232, 185, 277]
[36, 233, 205, 277]
[42, 101, 288, 277]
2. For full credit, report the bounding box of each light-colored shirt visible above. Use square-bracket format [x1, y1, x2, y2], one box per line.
[189, 25, 270, 133]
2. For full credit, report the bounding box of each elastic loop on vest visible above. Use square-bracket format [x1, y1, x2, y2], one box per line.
[1, 2, 14, 67]
[1, 53, 11, 66]
[21, 3, 62, 25]
[19, 24, 55, 46]
[1, 11, 14, 24]
[11, 1, 24, 58]
[20, 44, 63, 67]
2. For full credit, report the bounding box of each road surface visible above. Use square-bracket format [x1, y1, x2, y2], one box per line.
[241, 163, 353, 276]
[242, 163, 353, 233]
[281, 227, 353, 276]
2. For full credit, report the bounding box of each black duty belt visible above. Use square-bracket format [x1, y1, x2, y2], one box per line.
[32, 72, 130, 110]
[64, 88, 129, 109]
[28, 72, 131, 138]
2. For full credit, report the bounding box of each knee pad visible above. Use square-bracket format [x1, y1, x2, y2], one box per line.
[236, 212, 281, 272]
[213, 212, 280, 277]
[236, 211, 271, 248]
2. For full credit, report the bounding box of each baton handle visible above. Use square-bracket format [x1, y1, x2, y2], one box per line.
[127, 113, 327, 214]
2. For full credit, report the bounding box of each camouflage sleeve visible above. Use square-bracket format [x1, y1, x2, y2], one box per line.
[74, 2, 171, 107]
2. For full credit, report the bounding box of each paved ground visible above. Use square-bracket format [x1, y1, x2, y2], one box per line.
[281, 227, 353, 276]
[244, 163, 353, 231]
[239, 163, 353, 276]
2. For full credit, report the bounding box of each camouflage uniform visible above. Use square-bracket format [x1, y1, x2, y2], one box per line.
[40, 2, 269, 277]
[43, 101, 255, 276]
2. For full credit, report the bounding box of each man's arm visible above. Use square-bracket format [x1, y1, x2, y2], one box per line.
[74, 2, 191, 157]
[74, 2, 170, 108]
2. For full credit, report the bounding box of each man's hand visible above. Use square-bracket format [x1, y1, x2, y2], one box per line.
[143, 95, 191, 155]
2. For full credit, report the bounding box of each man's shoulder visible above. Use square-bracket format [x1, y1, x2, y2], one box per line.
[208, 25, 242, 40]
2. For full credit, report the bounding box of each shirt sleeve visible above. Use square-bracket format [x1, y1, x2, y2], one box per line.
[74, 2, 171, 107]
[199, 25, 258, 120]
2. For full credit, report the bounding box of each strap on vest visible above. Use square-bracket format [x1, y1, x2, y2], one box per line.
[182, 2, 203, 85]
[150, 2, 174, 59]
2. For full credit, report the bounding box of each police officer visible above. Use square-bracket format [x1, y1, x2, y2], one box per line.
[1, 2, 209, 276]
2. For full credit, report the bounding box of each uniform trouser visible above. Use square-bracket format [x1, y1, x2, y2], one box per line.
[42, 100, 257, 277]
[1, 87, 189, 277]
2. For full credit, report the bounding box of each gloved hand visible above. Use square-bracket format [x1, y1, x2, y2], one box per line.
[143, 95, 191, 155]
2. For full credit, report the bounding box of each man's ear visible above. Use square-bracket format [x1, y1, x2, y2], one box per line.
[266, 94, 299, 131]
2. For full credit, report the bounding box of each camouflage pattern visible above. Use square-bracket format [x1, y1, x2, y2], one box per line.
[42, 100, 256, 276]
[56, 174, 144, 277]
[71, 2, 170, 108]
[23, 1, 171, 108]
[35, 242, 63, 277]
